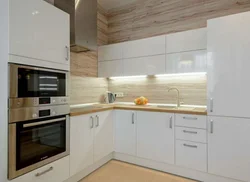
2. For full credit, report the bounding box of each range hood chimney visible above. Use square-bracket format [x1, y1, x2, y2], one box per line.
[54, 0, 97, 52]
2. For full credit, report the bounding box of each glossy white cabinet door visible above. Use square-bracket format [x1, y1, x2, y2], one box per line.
[70, 115, 94, 176]
[137, 111, 174, 164]
[94, 111, 114, 162]
[98, 43, 123, 61]
[207, 12, 250, 117]
[166, 50, 207, 73]
[114, 110, 137, 156]
[123, 54, 166, 76]
[123, 35, 166, 58]
[98, 60, 123, 77]
[208, 116, 250, 182]
[11, 156, 70, 182]
[166, 28, 207, 53]
[9, 0, 70, 66]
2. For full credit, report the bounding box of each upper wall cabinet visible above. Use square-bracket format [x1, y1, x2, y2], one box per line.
[207, 12, 250, 118]
[98, 60, 123, 77]
[9, 0, 70, 70]
[98, 43, 124, 61]
[123, 55, 166, 76]
[166, 28, 207, 53]
[166, 50, 207, 73]
[123, 35, 166, 58]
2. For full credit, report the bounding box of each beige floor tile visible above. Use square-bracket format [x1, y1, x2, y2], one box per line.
[80, 160, 197, 182]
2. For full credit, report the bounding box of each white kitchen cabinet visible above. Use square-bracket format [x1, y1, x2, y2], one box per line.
[166, 28, 206, 53]
[93, 111, 114, 162]
[136, 111, 175, 164]
[208, 116, 250, 182]
[9, 0, 70, 69]
[11, 156, 69, 182]
[207, 12, 250, 118]
[175, 127, 207, 143]
[98, 43, 123, 61]
[114, 110, 137, 156]
[70, 114, 94, 176]
[70, 111, 113, 177]
[166, 50, 207, 73]
[175, 114, 207, 129]
[123, 35, 166, 58]
[176, 140, 207, 172]
[98, 60, 123, 77]
[123, 54, 166, 76]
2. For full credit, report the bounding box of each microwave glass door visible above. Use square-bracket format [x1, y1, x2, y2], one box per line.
[17, 68, 66, 97]
[16, 117, 66, 170]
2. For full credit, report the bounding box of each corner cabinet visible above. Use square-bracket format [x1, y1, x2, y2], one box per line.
[70, 111, 113, 177]
[9, 0, 70, 70]
[136, 111, 175, 164]
[207, 12, 250, 118]
[208, 116, 250, 182]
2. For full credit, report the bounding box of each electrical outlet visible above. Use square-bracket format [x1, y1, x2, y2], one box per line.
[115, 92, 124, 98]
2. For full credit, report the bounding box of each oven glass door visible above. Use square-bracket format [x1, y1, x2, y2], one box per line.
[16, 116, 66, 170]
[18, 68, 66, 97]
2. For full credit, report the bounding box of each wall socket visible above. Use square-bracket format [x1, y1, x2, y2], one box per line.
[114, 92, 124, 98]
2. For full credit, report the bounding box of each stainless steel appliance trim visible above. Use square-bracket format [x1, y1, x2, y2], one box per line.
[23, 117, 66, 128]
[9, 105, 70, 123]
[35, 167, 53, 177]
[8, 115, 70, 180]
[9, 97, 69, 109]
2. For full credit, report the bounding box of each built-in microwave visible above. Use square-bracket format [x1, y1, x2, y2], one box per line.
[9, 63, 69, 108]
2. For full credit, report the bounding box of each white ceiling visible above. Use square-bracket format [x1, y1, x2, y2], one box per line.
[98, 0, 137, 10]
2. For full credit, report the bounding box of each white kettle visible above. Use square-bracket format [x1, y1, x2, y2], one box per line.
[104, 91, 116, 104]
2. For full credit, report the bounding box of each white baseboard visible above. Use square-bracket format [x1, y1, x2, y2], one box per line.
[65, 153, 113, 182]
[113, 152, 243, 182]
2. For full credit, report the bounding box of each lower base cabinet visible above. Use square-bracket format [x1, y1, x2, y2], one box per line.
[11, 156, 69, 182]
[208, 116, 250, 182]
[70, 111, 113, 177]
[175, 140, 207, 172]
[137, 111, 175, 164]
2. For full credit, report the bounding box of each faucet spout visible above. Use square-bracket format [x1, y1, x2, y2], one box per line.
[168, 87, 180, 107]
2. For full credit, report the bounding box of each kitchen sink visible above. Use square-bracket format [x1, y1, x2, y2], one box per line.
[156, 105, 195, 110]
[156, 105, 178, 109]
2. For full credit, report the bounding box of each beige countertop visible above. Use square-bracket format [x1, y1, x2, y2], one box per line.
[70, 104, 207, 116]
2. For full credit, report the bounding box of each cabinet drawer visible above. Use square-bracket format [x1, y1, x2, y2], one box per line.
[12, 156, 70, 182]
[175, 114, 207, 129]
[176, 140, 207, 172]
[175, 127, 207, 143]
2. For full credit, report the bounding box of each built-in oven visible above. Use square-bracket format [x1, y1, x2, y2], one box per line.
[9, 63, 69, 108]
[8, 112, 70, 179]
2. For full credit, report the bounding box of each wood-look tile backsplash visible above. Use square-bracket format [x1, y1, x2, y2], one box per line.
[108, 75, 207, 106]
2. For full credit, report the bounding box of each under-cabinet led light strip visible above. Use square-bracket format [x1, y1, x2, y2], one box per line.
[109, 72, 206, 79]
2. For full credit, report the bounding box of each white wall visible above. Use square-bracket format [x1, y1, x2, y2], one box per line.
[0, 0, 9, 181]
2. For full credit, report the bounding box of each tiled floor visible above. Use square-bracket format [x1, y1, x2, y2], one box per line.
[79, 160, 197, 182]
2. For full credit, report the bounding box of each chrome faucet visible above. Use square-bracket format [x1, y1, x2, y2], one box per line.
[168, 87, 180, 107]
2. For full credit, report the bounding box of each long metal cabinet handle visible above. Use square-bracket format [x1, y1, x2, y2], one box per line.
[65, 46, 69, 61]
[210, 98, 213, 112]
[95, 115, 99, 127]
[210, 120, 214, 134]
[23, 117, 66, 128]
[183, 144, 198, 148]
[132, 112, 135, 124]
[183, 116, 197, 120]
[90, 116, 94, 129]
[169, 116, 173, 129]
[183, 130, 198, 134]
[35, 167, 53, 177]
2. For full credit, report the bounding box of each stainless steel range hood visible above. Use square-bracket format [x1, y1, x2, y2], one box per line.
[54, 0, 97, 52]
